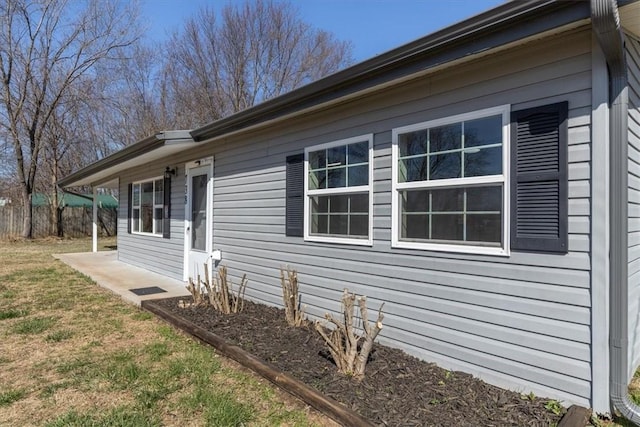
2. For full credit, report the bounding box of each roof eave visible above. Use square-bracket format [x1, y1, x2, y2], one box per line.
[58, 130, 193, 188]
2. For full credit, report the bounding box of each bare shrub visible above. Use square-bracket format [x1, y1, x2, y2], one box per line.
[280, 266, 306, 327]
[184, 264, 248, 313]
[315, 288, 384, 379]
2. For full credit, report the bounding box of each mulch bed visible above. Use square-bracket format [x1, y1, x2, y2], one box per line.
[153, 297, 563, 426]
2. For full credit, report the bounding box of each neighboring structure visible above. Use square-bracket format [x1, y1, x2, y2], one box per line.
[31, 193, 118, 208]
[59, 0, 640, 417]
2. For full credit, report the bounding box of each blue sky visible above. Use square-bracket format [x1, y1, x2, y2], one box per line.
[141, 0, 504, 61]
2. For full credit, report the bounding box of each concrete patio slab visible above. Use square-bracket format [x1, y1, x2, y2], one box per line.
[53, 251, 190, 306]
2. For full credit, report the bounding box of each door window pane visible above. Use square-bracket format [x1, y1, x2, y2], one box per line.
[191, 174, 208, 251]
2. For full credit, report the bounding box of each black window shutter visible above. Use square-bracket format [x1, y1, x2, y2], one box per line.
[163, 175, 171, 239]
[286, 153, 304, 237]
[127, 183, 132, 234]
[510, 101, 568, 253]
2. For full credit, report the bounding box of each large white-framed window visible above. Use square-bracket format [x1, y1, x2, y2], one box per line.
[131, 177, 164, 236]
[304, 134, 374, 245]
[391, 105, 510, 256]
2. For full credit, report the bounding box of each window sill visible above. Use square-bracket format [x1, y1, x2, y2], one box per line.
[392, 240, 510, 257]
[131, 231, 164, 238]
[305, 235, 373, 247]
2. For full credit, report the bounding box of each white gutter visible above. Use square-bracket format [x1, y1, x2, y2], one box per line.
[591, 0, 640, 423]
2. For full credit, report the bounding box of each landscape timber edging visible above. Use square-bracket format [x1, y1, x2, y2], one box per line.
[141, 299, 375, 427]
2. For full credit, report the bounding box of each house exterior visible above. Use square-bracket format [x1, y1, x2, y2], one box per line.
[59, 0, 640, 416]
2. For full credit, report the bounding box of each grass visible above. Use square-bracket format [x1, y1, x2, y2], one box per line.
[11, 316, 56, 334]
[0, 237, 332, 427]
[0, 389, 26, 407]
[0, 309, 28, 320]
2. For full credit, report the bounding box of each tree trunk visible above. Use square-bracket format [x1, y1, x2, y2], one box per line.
[21, 189, 33, 239]
[56, 206, 64, 237]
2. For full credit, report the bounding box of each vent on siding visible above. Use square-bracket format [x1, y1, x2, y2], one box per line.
[286, 154, 304, 237]
[511, 102, 568, 253]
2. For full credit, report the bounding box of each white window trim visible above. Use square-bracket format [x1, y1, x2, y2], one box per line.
[131, 176, 164, 237]
[391, 105, 511, 256]
[304, 134, 374, 246]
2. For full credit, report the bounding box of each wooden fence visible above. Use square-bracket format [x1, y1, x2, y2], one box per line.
[0, 205, 117, 239]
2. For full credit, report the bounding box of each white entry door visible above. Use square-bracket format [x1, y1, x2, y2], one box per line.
[185, 160, 213, 282]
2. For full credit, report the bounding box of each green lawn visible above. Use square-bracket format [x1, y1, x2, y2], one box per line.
[0, 237, 333, 427]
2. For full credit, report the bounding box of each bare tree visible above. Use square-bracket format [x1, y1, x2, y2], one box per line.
[0, 0, 139, 238]
[163, 0, 353, 128]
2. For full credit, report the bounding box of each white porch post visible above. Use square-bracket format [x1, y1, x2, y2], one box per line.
[92, 186, 98, 253]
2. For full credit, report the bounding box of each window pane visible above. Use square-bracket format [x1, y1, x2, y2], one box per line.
[327, 146, 346, 166]
[330, 195, 348, 212]
[399, 157, 429, 182]
[311, 214, 328, 234]
[329, 214, 348, 235]
[350, 215, 368, 236]
[350, 194, 368, 213]
[430, 123, 461, 153]
[402, 189, 428, 212]
[402, 214, 429, 239]
[467, 186, 502, 212]
[467, 214, 501, 243]
[311, 196, 329, 213]
[431, 214, 463, 241]
[141, 182, 154, 233]
[132, 208, 140, 232]
[400, 185, 503, 245]
[431, 188, 464, 212]
[348, 141, 368, 164]
[430, 152, 461, 180]
[142, 182, 153, 206]
[399, 130, 428, 157]
[309, 169, 326, 190]
[328, 167, 346, 188]
[154, 207, 163, 235]
[132, 184, 140, 206]
[348, 165, 368, 186]
[464, 115, 502, 148]
[141, 206, 153, 233]
[465, 146, 502, 177]
[154, 179, 164, 205]
[310, 194, 369, 238]
[309, 150, 326, 169]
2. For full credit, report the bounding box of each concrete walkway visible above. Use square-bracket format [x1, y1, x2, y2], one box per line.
[54, 251, 190, 306]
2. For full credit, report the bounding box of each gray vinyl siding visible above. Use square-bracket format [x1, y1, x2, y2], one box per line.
[627, 33, 640, 378]
[117, 169, 186, 280]
[116, 27, 593, 405]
